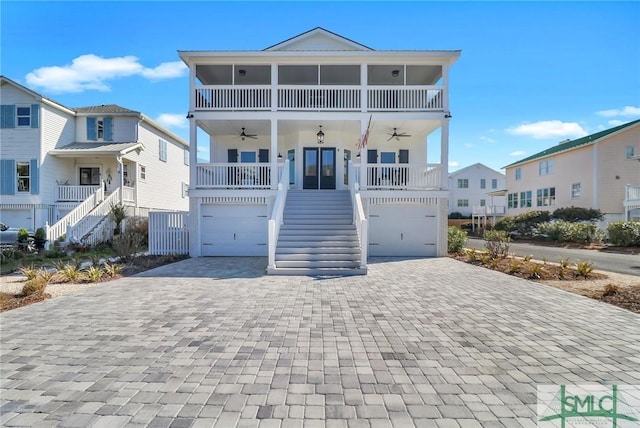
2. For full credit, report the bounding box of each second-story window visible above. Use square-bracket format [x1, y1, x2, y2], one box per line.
[16, 106, 31, 127]
[457, 178, 469, 188]
[515, 167, 522, 181]
[97, 120, 104, 139]
[87, 117, 113, 141]
[539, 159, 554, 176]
[480, 178, 486, 189]
[492, 178, 498, 189]
[159, 140, 168, 162]
[626, 146, 636, 159]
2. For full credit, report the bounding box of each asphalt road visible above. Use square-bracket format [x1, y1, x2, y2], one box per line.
[465, 237, 640, 276]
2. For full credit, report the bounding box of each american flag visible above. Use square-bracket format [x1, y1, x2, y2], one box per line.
[357, 115, 372, 150]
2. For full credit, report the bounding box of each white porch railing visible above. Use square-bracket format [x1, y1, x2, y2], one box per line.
[349, 161, 368, 269]
[624, 184, 640, 207]
[67, 189, 120, 243]
[148, 211, 189, 255]
[195, 85, 271, 110]
[472, 205, 506, 215]
[57, 185, 100, 202]
[268, 160, 290, 270]
[355, 164, 442, 190]
[122, 186, 135, 205]
[367, 86, 443, 111]
[46, 183, 104, 242]
[195, 163, 283, 188]
[278, 86, 360, 110]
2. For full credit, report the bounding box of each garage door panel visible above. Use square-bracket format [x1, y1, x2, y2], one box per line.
[201, 204, 268, 256]
[0, 210, 32, 230]
[369, 205, 437, 257]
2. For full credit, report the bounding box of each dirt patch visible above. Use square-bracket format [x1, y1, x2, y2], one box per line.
[1, 291, 50, 312]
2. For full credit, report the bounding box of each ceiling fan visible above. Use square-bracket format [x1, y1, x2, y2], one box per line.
[387, 128, 411, 141]
[236, 127, 258, 141]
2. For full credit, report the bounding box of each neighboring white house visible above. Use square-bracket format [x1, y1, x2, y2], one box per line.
[179, 27, 460, 274]
[0, 76, 189, 244]
[448, 163, 506, 217]
[503, 119, 640, 223]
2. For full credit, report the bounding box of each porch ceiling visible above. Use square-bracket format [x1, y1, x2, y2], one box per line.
[197, 119, 441, 143]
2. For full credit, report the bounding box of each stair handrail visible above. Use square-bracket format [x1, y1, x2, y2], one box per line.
[67, 188, 120, 244]
[46, 181, 104, 242]
[268, 159, 290, 270]
[349, 160, 368, 269]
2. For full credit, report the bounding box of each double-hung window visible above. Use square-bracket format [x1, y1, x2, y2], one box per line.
[571, 183, 581, 198]
[457, 178, 469, 188]
[480, 178, 486, 189]
[16, 162, 30, 192]
[159, 139, 168, 162]
[508, 192, 518, 209]
[16, 106, 31, 127]
[536, 187, 556, 206]
[519, 191, 532, 208]
[491, 178, 498, 189]
[515, 168, 522, 181]
[538, 159, 554, 176]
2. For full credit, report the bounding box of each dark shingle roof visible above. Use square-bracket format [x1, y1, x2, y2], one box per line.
[74, 104, 140, 114]
[504, 119, 640, 169]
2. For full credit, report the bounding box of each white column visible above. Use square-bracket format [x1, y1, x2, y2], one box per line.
[359, 118, 367, 188]
[189, 118, 198, 189]
[271, 119, 278, 188]
[360, 64, 367, 112]
[189, 64, 196, 112]
[440, 118, 450, 190]
[442, 64, 450, 113]
[271, 64, 278, 112]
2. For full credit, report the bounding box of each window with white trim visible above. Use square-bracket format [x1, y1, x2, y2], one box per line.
[140, 165, 146, 181]
[536, 187, 556, 206]
[97, 119, 104, 139]
[159, 140, 168, 162]
[457, 199, 469, 207]
[480, 178, 486, 189]
[519, 191, 532, 208]
[571, 183, 581, 198]
[515, 167, 521, 181]
[507, 192, 518, 209]
[16, 162, 30, 192]
[480, 199, 486, 207]
[491, 178, 498, 189]
[457, 178, 469, 188]
[626, 146, 635, 159]
[16, 106, 31, 127]
[538, 159, 554, 176]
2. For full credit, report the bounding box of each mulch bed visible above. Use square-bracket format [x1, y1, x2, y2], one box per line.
[597, 285, 640, 313]
[1, 291, 50, 312]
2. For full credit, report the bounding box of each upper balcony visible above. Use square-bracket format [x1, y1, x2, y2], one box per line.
[191, 63, 447, 113]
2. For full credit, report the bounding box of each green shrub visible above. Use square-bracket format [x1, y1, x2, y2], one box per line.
[17, 228, 30, 242]
[448, 211, 469, 219]
[18, 265, 38, 280]
[447, 226, 468, 253]
[85, 266, 104, 283]
[483, 230, 511, 259]
[22, 276, 47, 296]
[535, 221, 605, 244]
[576, 259, 595, 278]
[552, 207, 604, 222]
[34, 227, 46, 240]
[607, 221, 640, 247]
[494, 210, 550, 238]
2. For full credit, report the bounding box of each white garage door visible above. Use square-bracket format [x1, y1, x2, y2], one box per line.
[368, 205, 437, 257]
[201, 204, 268, 256]
[0, 209, 32, 230]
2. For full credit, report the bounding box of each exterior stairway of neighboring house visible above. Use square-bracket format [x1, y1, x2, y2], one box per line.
[274, 190, 365, 275]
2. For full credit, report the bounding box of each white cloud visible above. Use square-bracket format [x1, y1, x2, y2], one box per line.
[506, 120, 588, 140]
[596, 106, 640, 118]
[25, 54, 187, 93]
[463, 143, 475, 149]
[448, 161, 459, 167]
[479, 136, 496, 143]
[509, 150, 526, 157]
[155, 113, 188, 129]
[607, 119, 625, 127]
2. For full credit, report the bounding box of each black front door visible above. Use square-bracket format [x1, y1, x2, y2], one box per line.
[303, 147, 336, 189]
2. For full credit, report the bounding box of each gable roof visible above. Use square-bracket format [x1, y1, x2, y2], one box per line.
[264, 27, 373, 51]
[0, 75, 75, 115]
[449, 162, 505, 178]
[504, 119, 640, 169]
[74, 104, 140, 115]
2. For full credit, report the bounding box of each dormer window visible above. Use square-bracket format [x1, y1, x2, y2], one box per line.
[87, 117, 113, 141]
[97, 119, 104, 139]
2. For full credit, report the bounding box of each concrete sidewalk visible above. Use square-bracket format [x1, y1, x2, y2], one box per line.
[1, 257, 639, 427]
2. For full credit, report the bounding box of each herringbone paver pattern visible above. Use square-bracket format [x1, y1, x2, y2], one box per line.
[1, 257, 639, 427]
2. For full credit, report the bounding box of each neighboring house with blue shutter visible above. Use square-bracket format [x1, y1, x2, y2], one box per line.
[0, 76, 189, 244]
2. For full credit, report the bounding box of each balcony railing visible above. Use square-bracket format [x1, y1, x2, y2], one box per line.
[193, 85, 444, 112]
[354, 164, 442, 190]
[122, 186, 135, 205]
[472, 205, 506, 215]
[624, 184, 640, 209]
[195, 163, 284, 189]
[57, 185, 101, 202]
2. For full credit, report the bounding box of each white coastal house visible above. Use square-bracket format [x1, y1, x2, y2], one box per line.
[179, 27, 460, 274]
[0, 76, 189, 245]
[503, 119, 640, 223]
[447, 163, 506, 218]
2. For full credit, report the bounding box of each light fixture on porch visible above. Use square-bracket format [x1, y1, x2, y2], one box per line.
[444, 111, 452, 119]
[316, 125, 325, 144]
[238, 69, 246, 76]
[277, 153, 283, 160]
[392, 69, 400, 77]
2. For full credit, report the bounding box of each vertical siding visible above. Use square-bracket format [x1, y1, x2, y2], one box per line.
[597, 125, 640, 214]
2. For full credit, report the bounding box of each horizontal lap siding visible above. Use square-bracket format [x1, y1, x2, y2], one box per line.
[39, 105, 76, 205]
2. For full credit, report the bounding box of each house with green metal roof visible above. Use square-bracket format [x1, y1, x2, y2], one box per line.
[503, 119, 640, 222]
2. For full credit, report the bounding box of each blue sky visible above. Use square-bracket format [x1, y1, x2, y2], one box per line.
[2, 1, 639, 172]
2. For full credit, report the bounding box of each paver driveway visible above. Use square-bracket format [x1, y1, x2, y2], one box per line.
[1, 257, 639, 428]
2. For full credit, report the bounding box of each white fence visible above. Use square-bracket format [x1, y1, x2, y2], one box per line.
[148, 211, 189, 255]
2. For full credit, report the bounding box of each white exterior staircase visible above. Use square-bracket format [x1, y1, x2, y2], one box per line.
[272, 190, 366, 275]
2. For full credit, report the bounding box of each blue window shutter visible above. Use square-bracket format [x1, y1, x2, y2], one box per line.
[87, 117, 97, 140]
[30, 159, 39, 195]
[1, 105, 15, 129]
[1, 159, 16, 194]
[31, 104, 39, 128]
[103, 117, 113, 141]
